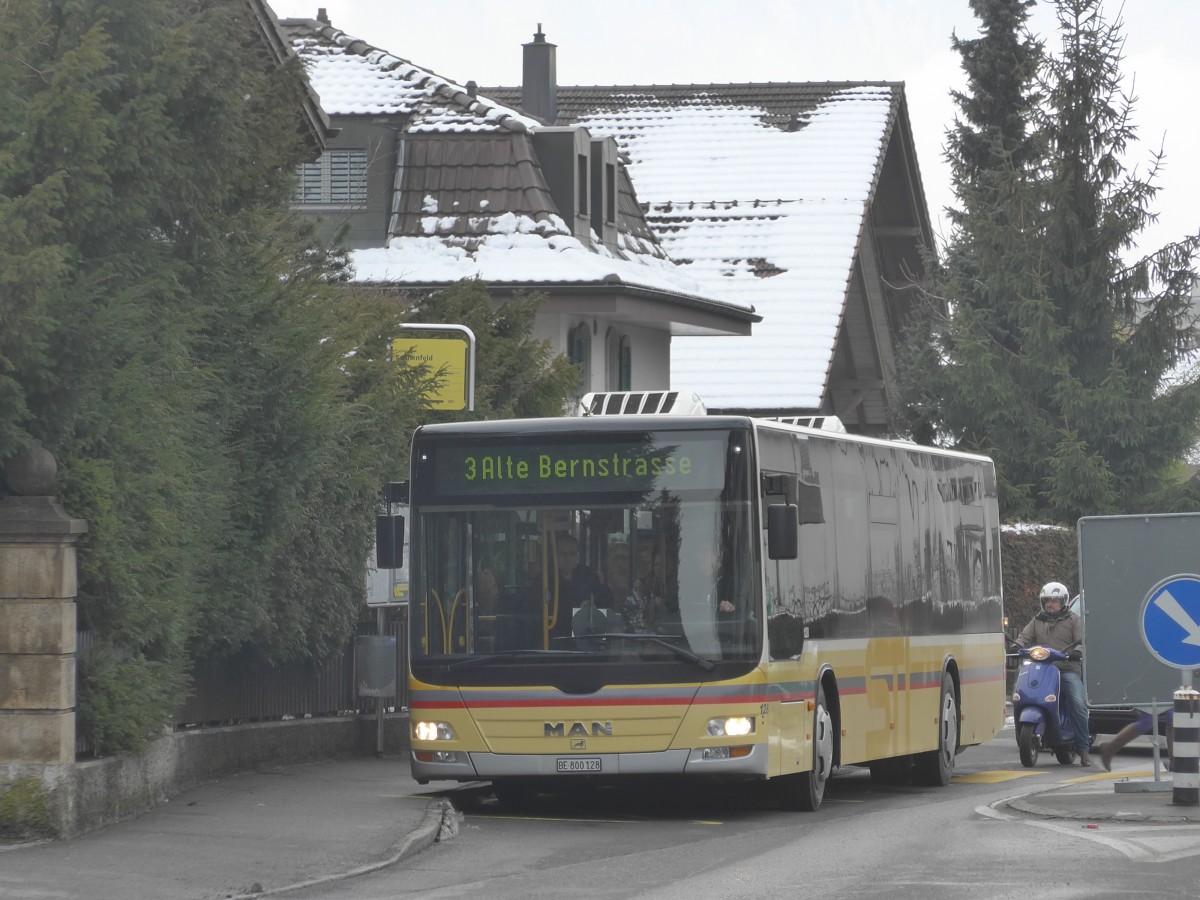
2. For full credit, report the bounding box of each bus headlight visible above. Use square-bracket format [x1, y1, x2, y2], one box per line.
[707, 716, 754, 737]
[414, 721, 456, 741]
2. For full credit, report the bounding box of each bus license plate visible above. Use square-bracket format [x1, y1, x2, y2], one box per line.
[556, 757, 601, 773]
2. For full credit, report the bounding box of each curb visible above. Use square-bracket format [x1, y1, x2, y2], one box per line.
[236, 798, 457, 898]
[1002, 787, 1200, 825]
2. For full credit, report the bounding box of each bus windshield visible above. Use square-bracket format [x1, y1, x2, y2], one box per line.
[408, 427, 759, 684]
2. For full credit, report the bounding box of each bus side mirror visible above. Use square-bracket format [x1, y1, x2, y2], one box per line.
[376, 515, 405, 569]
[797, 482, 824, 525]
[767, 504, 798, 559]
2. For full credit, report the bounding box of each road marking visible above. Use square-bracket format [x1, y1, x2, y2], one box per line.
[1062, 772, 1121, 784]
[953, 770, 1040, 783]
[472, 812, 724, 825]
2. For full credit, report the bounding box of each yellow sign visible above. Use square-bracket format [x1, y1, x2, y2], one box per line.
[392, 336, 470, 410]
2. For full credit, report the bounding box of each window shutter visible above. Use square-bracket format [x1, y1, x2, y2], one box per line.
[294, 150, 368, 205]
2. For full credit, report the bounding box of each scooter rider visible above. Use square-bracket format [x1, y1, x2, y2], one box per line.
[1014, 581, 1091, 766]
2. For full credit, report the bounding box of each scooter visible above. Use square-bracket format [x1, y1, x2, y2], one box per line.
[1010, 642, 1083, 767]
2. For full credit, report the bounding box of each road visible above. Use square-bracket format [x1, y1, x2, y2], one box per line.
[287, 727, 1200, 900]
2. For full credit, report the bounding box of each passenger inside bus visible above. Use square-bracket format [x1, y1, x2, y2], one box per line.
[592, 542, 638, 628]
[474, 563, 500, 651]
[677, 540, 755, 657]
[614, 538, 666, 633]
[595, 540, 631, 612]
[489, 545, 548, 650]
[558, 533, 610, 646]
[552, 532, 603, 642]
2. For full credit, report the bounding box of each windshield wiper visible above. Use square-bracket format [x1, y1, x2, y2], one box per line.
[584, 632, 717, 671]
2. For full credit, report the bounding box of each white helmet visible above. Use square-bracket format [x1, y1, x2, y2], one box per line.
[1038, 581, 1070, 609]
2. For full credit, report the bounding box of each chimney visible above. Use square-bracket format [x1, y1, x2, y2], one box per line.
[522, 24, 557, 124]
[466, 80, 478, 98]
[317, 8, 329, 23]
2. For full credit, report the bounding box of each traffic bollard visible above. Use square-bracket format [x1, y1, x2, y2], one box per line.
[1172, 689, 1200, 806]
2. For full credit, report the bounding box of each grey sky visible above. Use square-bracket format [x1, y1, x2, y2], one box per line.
[270, 0, 1199, 261]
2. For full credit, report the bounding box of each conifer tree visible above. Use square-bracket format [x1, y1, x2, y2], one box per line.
[896, 0, 1200, 523]
[0, 1, 518, 746]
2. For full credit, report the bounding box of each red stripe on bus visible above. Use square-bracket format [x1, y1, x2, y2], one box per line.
[411, 692, 814, 710]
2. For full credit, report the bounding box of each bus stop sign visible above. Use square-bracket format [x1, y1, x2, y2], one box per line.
[1140, 575, 1200, 669]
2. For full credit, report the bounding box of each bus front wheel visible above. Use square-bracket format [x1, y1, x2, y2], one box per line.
[492, 779, 538, 810]
[781, 683, 833, 811]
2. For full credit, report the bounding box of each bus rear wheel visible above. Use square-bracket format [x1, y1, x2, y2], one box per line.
[913, 672, 957, 786]
[781, 683, 833, 811]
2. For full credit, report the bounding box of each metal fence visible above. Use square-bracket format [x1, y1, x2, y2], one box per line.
[75, 607, 409, 757]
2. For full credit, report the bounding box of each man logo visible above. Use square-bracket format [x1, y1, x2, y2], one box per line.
[544, 721, 613, 737]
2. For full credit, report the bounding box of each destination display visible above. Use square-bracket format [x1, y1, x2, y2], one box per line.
[426, 432, 738, 498]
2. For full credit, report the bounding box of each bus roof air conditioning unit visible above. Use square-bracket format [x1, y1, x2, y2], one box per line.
[768, 415, 847, 433]
[579, 391, 707, 417]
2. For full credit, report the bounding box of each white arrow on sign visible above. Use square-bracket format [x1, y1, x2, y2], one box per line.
[1153, 589, 1200, 646]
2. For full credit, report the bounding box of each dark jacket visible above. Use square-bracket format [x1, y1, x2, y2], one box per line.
[1016, 610, 1083, 676]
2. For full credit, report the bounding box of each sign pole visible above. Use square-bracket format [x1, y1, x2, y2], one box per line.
[377, 605, 386, 756]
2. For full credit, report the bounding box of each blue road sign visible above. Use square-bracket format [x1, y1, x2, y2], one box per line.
[1140, 575, 1200, 669]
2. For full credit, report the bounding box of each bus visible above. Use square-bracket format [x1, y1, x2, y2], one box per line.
[382, 397, 1005, 810]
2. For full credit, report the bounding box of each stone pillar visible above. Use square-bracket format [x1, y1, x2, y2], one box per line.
[0, 447, 87, 764]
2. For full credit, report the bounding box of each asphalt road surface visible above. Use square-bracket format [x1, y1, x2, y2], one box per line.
[284, 726, 1200, 900]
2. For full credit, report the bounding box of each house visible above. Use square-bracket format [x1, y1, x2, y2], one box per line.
[485, 30, 939, 434]
[277, 15, 758, 400]
[254, 0, 333, 155]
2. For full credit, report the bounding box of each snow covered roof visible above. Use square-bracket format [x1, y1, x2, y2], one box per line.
[485, 82, 911, 412]
[279, 19, 755, 321]
[285, 23, 540, 132]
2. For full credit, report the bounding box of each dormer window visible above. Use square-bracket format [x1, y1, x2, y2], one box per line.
[605, 162, 616, 225]
[294, 149, 367, 205]
[577, 154, 589, 217]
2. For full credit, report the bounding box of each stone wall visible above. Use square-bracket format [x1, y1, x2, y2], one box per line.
[1, 712, 410, 839]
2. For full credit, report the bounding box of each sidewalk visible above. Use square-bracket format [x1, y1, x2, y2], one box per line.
[0, 755, 456, 900]
[999, 754, 1200, 824]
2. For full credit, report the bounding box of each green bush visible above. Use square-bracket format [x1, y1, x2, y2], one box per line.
[1001, 524, 1078, 634]
[0, 777, 53, 840]
[76, 643, 190, 755]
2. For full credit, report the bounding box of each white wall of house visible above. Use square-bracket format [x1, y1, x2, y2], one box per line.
[619, 322, 670, 389]
[533, 312, 672, 396]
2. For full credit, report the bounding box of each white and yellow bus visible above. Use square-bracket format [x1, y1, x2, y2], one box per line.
[386, 399, 1005, 810]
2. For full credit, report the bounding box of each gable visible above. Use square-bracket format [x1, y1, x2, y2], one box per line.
[486, 82, 915, 424]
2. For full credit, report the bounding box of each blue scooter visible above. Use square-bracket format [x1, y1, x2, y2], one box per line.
[1010, 642, 1083, 767]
